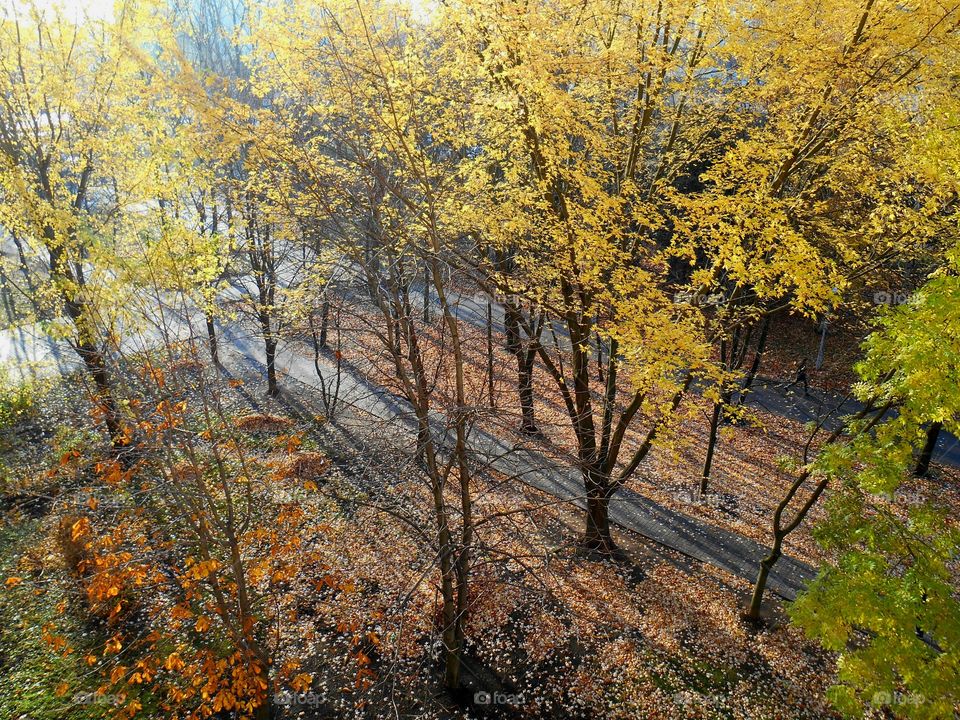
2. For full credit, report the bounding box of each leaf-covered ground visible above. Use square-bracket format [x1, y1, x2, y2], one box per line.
[2, 329, 956, 719]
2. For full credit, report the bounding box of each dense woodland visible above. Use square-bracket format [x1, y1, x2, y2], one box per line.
[0, 0, 958, 718]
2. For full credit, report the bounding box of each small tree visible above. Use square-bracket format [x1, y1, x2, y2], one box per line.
[788, 249, 960, 717]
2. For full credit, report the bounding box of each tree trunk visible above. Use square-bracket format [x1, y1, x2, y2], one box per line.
[746, 544, 782, 620]
[746, 398, 892, 618]
[423, 263, 431, 323]
[440, 561, 462, 688]
[504, 298, 538, 434]
[318, 298, 330, 350]
[486, 302, 495, 408]
[76, 340, 121, 442]
[265, 336, 279, 397]
[518, 352, 537, 435]
[583, 472, 615, 553]
[915, 421, 942, 477]
[700, 399, 723, 497]
[736, 314, 772, 406]
[252, 674, 273, 720]
[701, 337, 730, 496]
[0, 266, 15, 323]
[205, 313, 219, 366]
[596, 331, 604, 383]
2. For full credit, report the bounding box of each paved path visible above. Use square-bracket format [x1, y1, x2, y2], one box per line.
[214, 320, 815, 600]
[742, 378, 960, 467]
[3, 298, 946, 601]
[402, 284, 960, 470]
[1, 301, 881, 602]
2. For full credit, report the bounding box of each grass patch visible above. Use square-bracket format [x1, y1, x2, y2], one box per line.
[0, 519, 110, 720]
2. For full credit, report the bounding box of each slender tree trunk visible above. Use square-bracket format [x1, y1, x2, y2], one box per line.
[701, 338, 729, 496]
[47, 225, 122, 444]
[746, 398, 892, 619]
[439, 550, 461, 688]
[747, 544, 782, 620]
[504, 298, 538, 434]
[486, 302, 495, 408]
[700, 400, 723, 498]
[62, 292, 121, 442]
[0, 266, 15, 322]
[318, 297, 330, 350]
[205, 313, 219, 366]
[251, 665, 273, 720]
[11, 233, 39, 305]
[915, 422, 942, 477]
[76, 340, 122, 441]
[427, 250, 473, 691]
[264, 333, 279, 397]
[736, 314, 772, 406]
[518, 352, 537, 435]
[423, 262, 431, 323]
[204, 196, 220, 368]
[596, 330, 604, 383]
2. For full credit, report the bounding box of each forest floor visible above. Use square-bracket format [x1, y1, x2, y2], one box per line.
[0, 353, 840, 720]
[323, 300, 960, 573]
[2, 298, 958, 719]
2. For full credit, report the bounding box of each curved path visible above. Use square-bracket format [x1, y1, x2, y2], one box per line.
[9, 295, 940, 603]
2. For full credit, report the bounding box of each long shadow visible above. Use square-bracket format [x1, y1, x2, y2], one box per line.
[218, 316, 815, 600]
[407, 282, 960, 470]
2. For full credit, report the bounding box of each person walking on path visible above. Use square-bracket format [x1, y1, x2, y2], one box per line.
[784, 358, 810, 396]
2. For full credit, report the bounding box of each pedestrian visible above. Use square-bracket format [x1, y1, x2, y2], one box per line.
[785, 358, 810, 396]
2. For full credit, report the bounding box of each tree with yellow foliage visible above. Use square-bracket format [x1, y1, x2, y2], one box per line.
[0, 2, 154, 442]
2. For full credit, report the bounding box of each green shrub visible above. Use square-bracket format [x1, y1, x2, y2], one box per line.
[0, 364, 42, 431]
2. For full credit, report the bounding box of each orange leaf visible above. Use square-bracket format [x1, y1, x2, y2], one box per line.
[291, 673, 313, 692]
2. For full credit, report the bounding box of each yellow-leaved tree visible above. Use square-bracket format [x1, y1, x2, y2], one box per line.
[0, 1, 160, 442]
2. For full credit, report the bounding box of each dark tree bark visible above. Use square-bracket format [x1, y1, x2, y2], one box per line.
[318, 296, 330, 350]
[583, 471, 614, 553]
[746, 397, 892, 619]
[736, 314, 772, 406]
[205, 314, 219, 366]
[504, 296, 541, 435]
[204, 193, 220, 366]
[915, 422, 942, 477]
[701, 337, 730, 497]
[264, 333, 279, 397]
[245, 212, 280, 398]
[422, 262, 430, 323]
[486, 301, 495, 408]
[700, 400, 724, 497]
